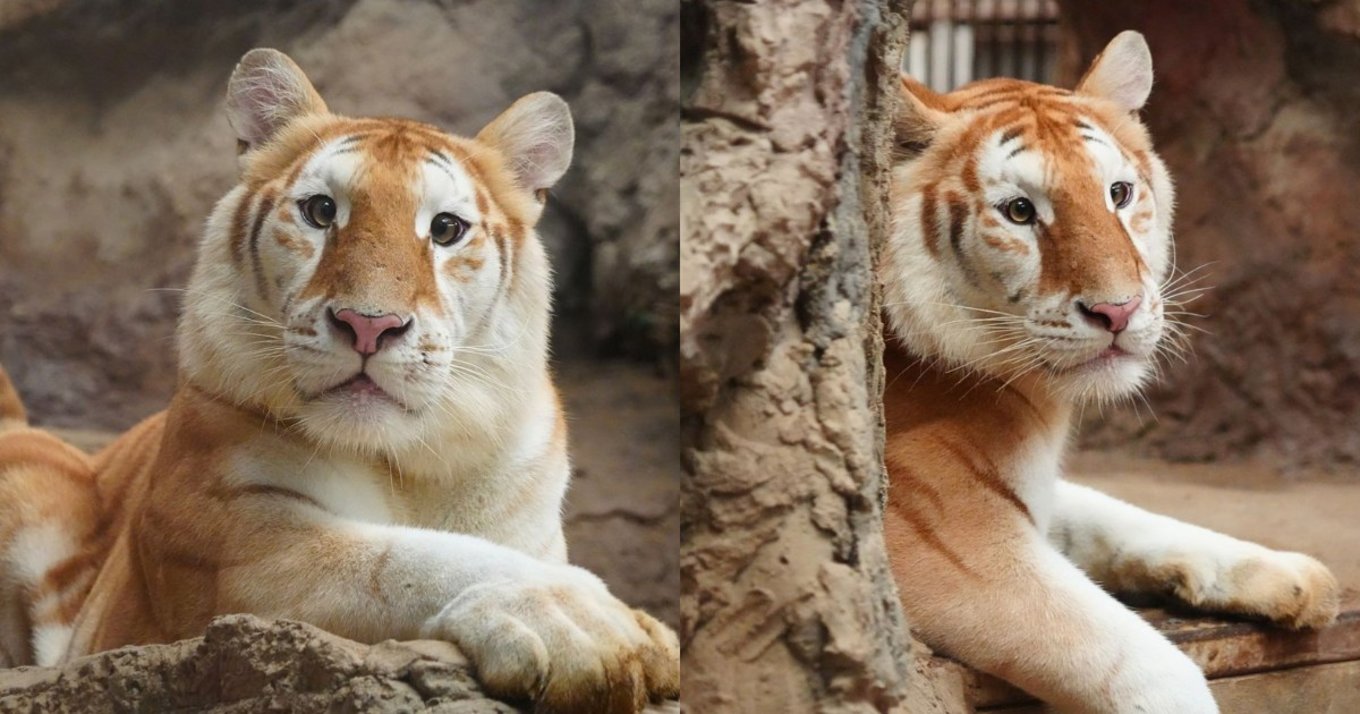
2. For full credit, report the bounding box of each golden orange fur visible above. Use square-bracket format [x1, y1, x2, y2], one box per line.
[881, 32, 1338, 713]
[0, 50, 677, 714]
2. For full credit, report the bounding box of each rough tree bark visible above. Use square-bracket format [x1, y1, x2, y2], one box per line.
[679, 1, 936, 711]
[1060, 0, 1360, 471]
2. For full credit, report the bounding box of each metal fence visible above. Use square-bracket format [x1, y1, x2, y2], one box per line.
[906, 0, 1061, 93]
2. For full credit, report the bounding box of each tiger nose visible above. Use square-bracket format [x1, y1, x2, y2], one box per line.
[1077, 295, 1142, 334]
[327, 308, 411, 356]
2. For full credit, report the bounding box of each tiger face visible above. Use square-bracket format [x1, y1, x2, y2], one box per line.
[884, 31, 1177, 403]
[179, 50, 571, 452]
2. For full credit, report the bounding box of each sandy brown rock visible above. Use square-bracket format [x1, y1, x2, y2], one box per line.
[680, 0, 925, 710]
[0, 614, 515, 712]
[0, 614, 681, 713]
[1058, 0, 1360, 471]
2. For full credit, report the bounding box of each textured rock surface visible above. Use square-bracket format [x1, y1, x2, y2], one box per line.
[680, 0, 923, 710]
[1059, 0, 1360, 470]
[0, 0, 678, 433]
[0, 614, 680, 713]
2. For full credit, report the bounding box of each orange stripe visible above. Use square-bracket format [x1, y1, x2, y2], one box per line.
[248, 189, 279, 301]
[888, 496, 977, 578]
[934, 437, 1033, 522]
[920, 183, 940, 257]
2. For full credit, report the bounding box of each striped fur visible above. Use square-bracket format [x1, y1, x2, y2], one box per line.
[0, 50, 677, 713]
[881, 32, 1338, 713]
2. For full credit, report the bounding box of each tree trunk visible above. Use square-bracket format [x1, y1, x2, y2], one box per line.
[679, 1, 931, 710]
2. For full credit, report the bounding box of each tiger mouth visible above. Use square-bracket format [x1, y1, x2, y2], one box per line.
[1047, 344, 1136, 375]
[319, 372, 409, 409]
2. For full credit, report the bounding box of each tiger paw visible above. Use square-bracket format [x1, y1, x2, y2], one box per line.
[422, 568, 680, 713]
[1159, 548, 1340, 629]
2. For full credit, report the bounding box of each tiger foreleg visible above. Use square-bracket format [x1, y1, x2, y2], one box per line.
[1051, 480, 1339, 629]
[889, 513, 1219, 714]
[215, 502, 679, 714]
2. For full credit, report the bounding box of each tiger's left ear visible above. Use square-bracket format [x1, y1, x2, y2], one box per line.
[477, 92, 574, 198]
[896, 75, 949, 160]
[1076, 30, 1153, 113]
[225, 49, 328, 155]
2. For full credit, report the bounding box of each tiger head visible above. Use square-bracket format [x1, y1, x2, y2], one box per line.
[884, 31, 1177, 404]
[178, 49, 571, 454]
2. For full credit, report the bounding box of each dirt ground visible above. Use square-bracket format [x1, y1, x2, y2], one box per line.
[1070, 451, 1360, 595]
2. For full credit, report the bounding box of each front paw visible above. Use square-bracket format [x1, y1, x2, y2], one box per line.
[1161, 549, 1340, 629]
[423, 568, 679, 713]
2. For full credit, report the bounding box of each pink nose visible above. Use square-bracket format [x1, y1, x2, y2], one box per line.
[1079, 295, 1142, 334]
[328, 308, 410, 356]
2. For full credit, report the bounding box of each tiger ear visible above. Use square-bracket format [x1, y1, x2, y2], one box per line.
[476, 92, 574, 197]
[225, 49, 328, 154]
[895, 75, 948, 160]
[1075, 31, 1153, 113]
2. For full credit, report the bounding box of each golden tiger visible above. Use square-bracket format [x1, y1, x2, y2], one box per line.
[880, 31, 1339, 713]
[0, 49, 678, 714]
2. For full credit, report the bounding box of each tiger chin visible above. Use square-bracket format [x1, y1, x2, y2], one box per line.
[881, 31, 1339, 713]
[0, 49, 677, 713]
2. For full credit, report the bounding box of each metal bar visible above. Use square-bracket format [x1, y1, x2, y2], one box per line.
[1010, 0, 1022, 79]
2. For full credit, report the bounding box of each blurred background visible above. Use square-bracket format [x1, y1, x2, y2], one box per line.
[0, 0, 678, 628]
[904, 0, 1360, 595]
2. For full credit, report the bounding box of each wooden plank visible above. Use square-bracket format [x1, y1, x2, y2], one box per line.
[1158, 599, 1360, 679]
[936, 597, 1360, 710]
[981, 660, 1360, 714]
[1210, 660, 1360, 713]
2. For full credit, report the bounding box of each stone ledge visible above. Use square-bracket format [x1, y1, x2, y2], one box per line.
[0, 614, 678, 713]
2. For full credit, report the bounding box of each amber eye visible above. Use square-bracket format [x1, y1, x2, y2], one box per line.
[1110, 181, 1134, 209]
[299, 195, 337, 229]
[1001, 197, 1036, 225]
[430, 213, 469, 247]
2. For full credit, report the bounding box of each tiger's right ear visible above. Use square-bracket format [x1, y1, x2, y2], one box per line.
[895, 76, 948, 161]
[225, 49, 328, 155]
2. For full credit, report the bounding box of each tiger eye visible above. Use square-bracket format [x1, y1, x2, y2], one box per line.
[300, 195, 337, 229]
[1001, 197, 1036, 225]
[430, 213, 469, 247]
[1110, 181, 1134, 209]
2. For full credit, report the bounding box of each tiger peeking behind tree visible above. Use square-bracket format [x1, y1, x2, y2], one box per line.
[0, 49, 678, 713]
[881, 31, 1340, 713]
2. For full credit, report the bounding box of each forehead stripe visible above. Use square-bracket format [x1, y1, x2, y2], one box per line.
[429, 150, 454, 167]
[331, 134, 369, 155]
[425, 153, 472, 201]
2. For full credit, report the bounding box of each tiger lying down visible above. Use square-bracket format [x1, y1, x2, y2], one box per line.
[881, 32, 1340, 713]
[0, 49, 677, 713]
